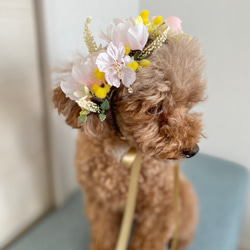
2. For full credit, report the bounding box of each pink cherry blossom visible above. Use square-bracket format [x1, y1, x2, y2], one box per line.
[165, 16, 182, 36]
[60, 53, 102, 101]
[71, 53, 102, 89]
[99, 18, 148, 51]
[96, 42, 136, 88]
[60, 74, 80, 101]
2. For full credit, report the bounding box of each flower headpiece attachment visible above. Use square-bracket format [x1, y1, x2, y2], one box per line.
[60, 10, 183, 124]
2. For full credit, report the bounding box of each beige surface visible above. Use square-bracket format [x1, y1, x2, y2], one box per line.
[0, 0, 51, 247]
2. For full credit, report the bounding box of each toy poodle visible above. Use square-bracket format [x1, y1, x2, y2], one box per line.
[53, 11, 206, 250]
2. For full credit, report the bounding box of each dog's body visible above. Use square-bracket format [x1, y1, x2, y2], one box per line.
[74, 132, 198, 250]
[53, 36, 206, 250]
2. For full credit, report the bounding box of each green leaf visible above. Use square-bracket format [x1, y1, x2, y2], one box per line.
[100, 99, 110, 110]
[99, 113, 106, 121]
[134, 51, 139, 60]
[78, 114, 88, 125]
[82, 115, 88, 122]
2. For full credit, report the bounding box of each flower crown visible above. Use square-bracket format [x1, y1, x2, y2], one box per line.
[60, 10, 182, 124]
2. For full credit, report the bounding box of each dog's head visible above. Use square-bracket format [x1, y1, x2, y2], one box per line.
[53, 35, 206, 160]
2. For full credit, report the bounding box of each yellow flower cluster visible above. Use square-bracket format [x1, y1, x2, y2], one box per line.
[124, 45, 131, 55]
[92, 83, 111, 99]
[153, 16, 163, 26]
[137, 10, 163, 35]
[94, 68, 105, 81]
[127, 59, 151, 71]
[140, 59, 151, 67]
[92, 68, 111, 98]
[140, 10, 149, 24]
[127, 61, 139, 71]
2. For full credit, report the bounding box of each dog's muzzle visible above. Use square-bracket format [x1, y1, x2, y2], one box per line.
[182, 144, 199, 158]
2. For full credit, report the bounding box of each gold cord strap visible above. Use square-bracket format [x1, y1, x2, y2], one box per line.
[170, 163, 180, 250]
[116, 147, 180, 250]
[115, 147, 142, 250]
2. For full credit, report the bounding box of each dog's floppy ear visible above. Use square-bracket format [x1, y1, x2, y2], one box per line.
[53, 86, 81, 129]
[53, 86, 112, 136]
[82, 113, 111, 137]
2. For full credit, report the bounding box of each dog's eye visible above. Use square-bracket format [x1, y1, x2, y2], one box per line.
[147, 104, 163, 115]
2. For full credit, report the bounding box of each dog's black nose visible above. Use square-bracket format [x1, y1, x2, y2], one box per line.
[183, 144, 199, 158]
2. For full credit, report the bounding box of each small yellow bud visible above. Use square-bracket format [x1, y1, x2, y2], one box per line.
[94, 68, 104, 81]
[104, 84, 111, 93]
[140, 59, 151, 67]
[147, 23, 156, 34]
[124, 45, 131, 55]
[140, 10, 149, 19]
[135, 16, 143, 24]
[92, 84, 100, 93]
[153, 16, 163, 26]
[127, 61, 139, 71]
[142, 17, 149, 25]
[95, 87, 107, 99]
[80, 110, 87, 115]
[140, 10, 149, 25]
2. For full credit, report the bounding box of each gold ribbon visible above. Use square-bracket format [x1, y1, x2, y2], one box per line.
[115, 147, 180, 250]
[121, 147, 138, 169]
[115, 147, 142, 250]
[170, 163, 180, 250]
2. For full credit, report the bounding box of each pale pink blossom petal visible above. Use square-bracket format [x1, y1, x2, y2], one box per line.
[105, 73, 121, 88]
[121, 67, 136, 87]
[60, 54, 103, 101]
[71, 54, 102, 89]
[128, 17, 136, 26]
[127, 22, 148, 50]
[115, 19, 132, 32]
[123, 32, 141, 50]
[165, 16, 182, 36]
[60, 75, 79, 101]
[99, 18, 148, 51]
[124, 55, 132, 64]
[113, 18, 124, 25]
[96, 42, 136, 88]
[96, 52, 114, 72]
[107, 42, 125, 61]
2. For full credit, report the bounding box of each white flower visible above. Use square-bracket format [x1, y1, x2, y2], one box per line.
[99, 18, 148, 51]
[76, 98, 100, 113]
[96, 42, 136, 88]
[60, 53, 102, 101]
